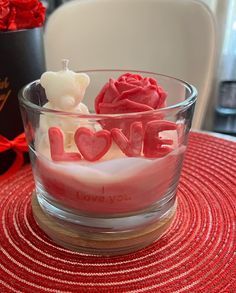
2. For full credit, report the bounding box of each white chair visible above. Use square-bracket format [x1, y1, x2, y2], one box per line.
[44, 0, 216, 129]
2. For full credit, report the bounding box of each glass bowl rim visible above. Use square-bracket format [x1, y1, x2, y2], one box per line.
[18, 69, 198, 119]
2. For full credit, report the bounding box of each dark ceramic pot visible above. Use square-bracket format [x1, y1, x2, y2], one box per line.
[0, 27, 46, 174]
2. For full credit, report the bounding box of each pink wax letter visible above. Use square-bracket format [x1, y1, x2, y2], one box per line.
[143, 120, 177, 158]
[111, 122, 143, 156]
[48, 127, 81, 161]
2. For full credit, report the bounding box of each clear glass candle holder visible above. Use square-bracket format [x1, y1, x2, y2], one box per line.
[19, 70, 197, 256]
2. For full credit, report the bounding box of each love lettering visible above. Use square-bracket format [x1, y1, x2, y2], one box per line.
[48, 120, 177, 162]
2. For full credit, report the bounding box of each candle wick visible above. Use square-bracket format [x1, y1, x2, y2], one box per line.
[62, 59, 69, 71]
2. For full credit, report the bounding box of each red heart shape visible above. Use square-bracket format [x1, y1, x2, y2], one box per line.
[74, 128, 112, 161]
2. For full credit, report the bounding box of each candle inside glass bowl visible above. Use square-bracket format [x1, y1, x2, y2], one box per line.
[18, 68, 197, 256]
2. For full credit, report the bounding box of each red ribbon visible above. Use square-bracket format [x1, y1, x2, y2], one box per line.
[0, 133, 28, 181]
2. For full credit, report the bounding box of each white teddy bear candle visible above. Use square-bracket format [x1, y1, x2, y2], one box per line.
[40, 59, 90, 112]
[38, 60, 91, 147]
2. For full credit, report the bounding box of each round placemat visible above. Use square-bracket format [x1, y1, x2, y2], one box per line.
[0, 132, 236, 293]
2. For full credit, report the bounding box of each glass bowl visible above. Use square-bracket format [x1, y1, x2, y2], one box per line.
[19, 70, 197, 256]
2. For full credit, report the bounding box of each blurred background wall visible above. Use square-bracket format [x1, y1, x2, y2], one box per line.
[203, 0, 236, 135]
[42, 0, 236, 136]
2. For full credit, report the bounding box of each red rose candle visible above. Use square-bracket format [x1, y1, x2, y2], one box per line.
[95, 73, 167, 114]
[95, 73, 167, 136]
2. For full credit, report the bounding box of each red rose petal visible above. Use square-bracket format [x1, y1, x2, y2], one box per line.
[95, 83, 109, 114]
[116, 87, 142, 100]
[149, 77, 158, 86]
[103, 78, 120, 103]
[99, 99, 153, 114]
[119, 87, 160, 109]
[10, 0, 39, 9]
[0, 3, 9, 21]
[115, 81, 137, 94]
[7, 21, 17, 30]
[127, 78, 139, 84]
[0, 20, 7, 29]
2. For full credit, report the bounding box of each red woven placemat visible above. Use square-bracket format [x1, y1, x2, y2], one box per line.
[0, 132, 236, 293]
